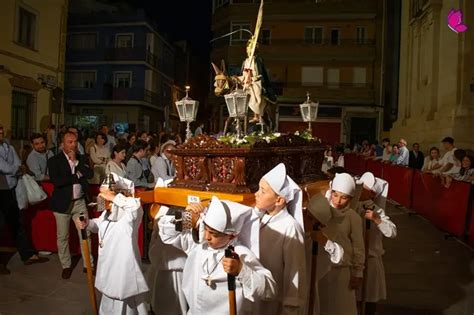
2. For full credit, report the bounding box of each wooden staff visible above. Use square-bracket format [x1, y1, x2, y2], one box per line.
[360, 216, 371, 315]
[308, 224, 319, 315]
[225, 245, 237, 315]
[79, 214, 98, 315]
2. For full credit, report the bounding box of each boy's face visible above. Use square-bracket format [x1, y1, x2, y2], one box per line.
[204, 225, 233, 249]
[330, 190, 352, 209]
[255, 179, 282, 212]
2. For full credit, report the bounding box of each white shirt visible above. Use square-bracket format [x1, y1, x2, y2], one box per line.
[63, 151, 82, 199]
[395, 146, 409, 166]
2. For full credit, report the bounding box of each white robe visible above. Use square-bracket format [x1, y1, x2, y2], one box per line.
[159, 216, 277, 315]
[355, 199, 397, 303]
[317, 206, 365, 315]
[304, 233, 344, 315]
[147, 217, 188, 315]
[256, 207, 307, 315]
[88, 194, 149, 315]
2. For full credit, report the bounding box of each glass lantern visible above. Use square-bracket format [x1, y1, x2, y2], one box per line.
[299, 92, 319, 133]
[175, 86, 199, 140]
[224, 89, 250, 137]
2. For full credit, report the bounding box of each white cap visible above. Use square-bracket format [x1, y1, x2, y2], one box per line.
[262, 163, 304, 232]
[330, 173, 356, 197]
[357, 172, 389, 209]
[203, 196, 259, 254]
[107, 172, 136, 221]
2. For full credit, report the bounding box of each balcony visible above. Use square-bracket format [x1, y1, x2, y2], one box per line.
[101, 85, 161, 105]
[274, 82, 375, 104]
[211, 38, 376, 62]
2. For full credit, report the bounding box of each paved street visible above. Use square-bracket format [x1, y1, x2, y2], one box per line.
[0, 203, 473, 315]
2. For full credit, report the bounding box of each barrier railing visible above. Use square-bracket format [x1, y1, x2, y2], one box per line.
[344, 154, 473, 242]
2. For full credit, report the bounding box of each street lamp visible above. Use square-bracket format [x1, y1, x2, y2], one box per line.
[224, 89, 250, 138]
[175, 86, 199, 140]
[299, 92, 319, 134]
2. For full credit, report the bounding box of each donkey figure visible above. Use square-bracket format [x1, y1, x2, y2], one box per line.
[211, 60, 277, 135]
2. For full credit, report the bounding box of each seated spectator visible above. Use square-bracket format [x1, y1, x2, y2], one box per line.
[124, 133, 137, 163]
[438, 137, 458, 174]
[151, 140, 177, 182]
[360, 140, 371, 156]
[409, 143, 424, 170]
[335, 147, 345, 167]
[439, 149, 465, 186]
[100, 125, 116, 152]
[126, 139, 152, 188]
[381, 138, 392, 161]
[89, 132, 111, 184]
[422, 147, 442, 173]
[26, 133, 54, 181]
[444, 155, 473, 188]
[137, 131, 149, 142]
[105, 144, 127, 178]
[387, 144, 399, 164]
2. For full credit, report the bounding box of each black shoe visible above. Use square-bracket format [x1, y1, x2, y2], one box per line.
[62, 267, 73, 279]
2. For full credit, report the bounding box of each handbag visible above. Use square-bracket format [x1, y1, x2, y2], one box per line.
[22, 174, 47, 205]
[15, 176, 29, 210]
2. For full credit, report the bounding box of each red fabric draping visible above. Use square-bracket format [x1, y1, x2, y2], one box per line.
[366, 159, 383, 178]
[1, 183, 145, 258]
[382, 164, 413, 208]
[344, 154, 359, 175]
[469, 201, 474, 248]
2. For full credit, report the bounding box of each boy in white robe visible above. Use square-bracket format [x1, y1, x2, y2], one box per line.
[76, 175, 149, 315]
[306, 193, 345, 315]
[254, 163, 307, 314]
[147, 205, 188, 315]
[355, 172, 397, 315]
[159, 196, 277, 315]
[318, 173, 365, 315]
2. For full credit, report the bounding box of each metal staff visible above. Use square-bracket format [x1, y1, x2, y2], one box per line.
[360, 209, 372, 315]
[225, 245, 237, 315]
[79, 213, 98, 315]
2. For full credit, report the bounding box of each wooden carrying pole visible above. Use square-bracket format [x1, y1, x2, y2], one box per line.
[360, 219, 371, 315]
[225, 245, 237, 315]
[80, 215, 98, 315]
[307, 226, 319, 315]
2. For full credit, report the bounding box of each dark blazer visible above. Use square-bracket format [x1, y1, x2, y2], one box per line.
[409, 150, 425, 170]
[47, 151, 93, 213]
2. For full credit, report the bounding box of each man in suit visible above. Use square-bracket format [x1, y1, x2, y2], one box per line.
[47, 131, 93, 279]
[409, 143, 425, 170]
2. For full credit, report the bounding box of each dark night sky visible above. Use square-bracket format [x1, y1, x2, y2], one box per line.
[123, 0, 213, 58]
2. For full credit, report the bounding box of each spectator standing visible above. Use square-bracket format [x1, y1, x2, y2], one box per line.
[194, 123, 204, 137]
[151, 140, 176, 182]
[374, 141, 384, 158]
[126, 140, 151, 188]
[408, 143, 424, 170]
[395, 139, 409, 166]
[381, 138, 392, 162]
[105, 144, 127, 178]
[438, 137, 458, 175]
[422, 147, 442, 173]
[67, 127, 85, 155]
[100, 125, 116, 153]
[89, 132, 111, 184]
[26, 133, 54, 181]
[0, 126, 48, 274]
[388, 144, 399, 164]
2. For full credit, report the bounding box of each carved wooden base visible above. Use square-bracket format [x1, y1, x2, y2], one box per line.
[169, 134, 325, 193]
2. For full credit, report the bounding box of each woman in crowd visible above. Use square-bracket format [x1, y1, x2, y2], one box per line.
[387, 144, 399, 164]
[89, 132, 111, 184]
[422, 147, 441, 173]
[444, 154, 474, 188]
[106, 144, 127, 178]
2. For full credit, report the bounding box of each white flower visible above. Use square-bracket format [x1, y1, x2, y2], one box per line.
[265, 136, 271, 143]
[294, 131, 300, 136]
[273, 132, 281, 137]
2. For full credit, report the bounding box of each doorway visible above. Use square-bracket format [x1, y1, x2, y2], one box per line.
[350, 117, 376, 144]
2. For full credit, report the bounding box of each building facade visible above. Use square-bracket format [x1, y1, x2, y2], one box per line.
[210, 0, 394, 145]
[65, 8, 179, 133]
[390, 0, 474, 151]
[0, 0, 68, 145]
